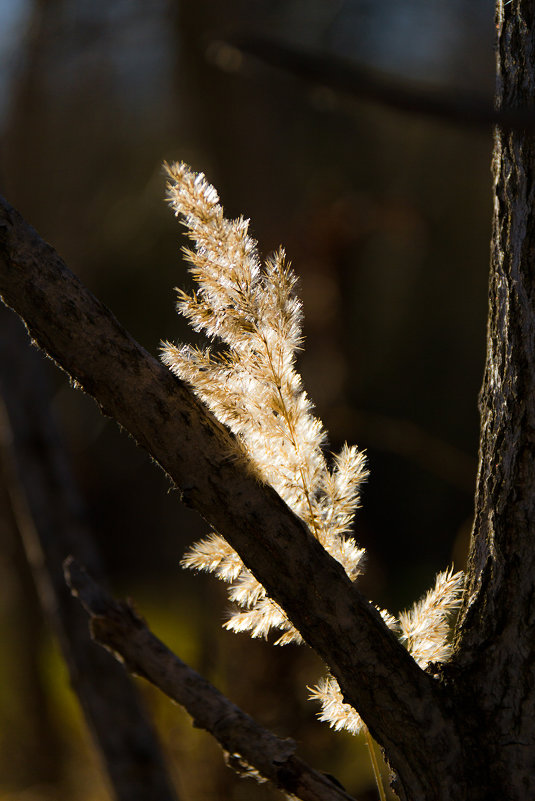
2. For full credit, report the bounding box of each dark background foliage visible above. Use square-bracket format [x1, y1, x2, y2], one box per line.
[0, 1, 494, 798]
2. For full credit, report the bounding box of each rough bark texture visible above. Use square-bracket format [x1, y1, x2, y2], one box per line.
[451, 2, 535, 799]
[0, 199, 465, 799]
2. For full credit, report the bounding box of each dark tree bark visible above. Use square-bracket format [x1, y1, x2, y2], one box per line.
[450, 2, 535, 799]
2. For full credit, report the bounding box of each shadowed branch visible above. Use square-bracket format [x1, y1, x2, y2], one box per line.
[65, 557, 358, 801]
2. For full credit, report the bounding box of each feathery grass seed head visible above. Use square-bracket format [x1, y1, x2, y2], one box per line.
[162, 161, 464, 737]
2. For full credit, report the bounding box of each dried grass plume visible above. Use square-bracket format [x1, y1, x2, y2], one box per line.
[161, 161, 464, 735]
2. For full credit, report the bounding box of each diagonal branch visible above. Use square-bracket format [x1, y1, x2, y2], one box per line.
[224, 35, 535, 131]
[65, 557, 358, 801]
[0, 195, 464, 799]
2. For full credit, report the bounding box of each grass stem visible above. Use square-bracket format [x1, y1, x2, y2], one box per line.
[365, 728, 387, 801]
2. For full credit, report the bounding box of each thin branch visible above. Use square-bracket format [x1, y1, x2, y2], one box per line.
[65, 557, 358, 801]
[0, 306, 179, 801]
[223, 35, 535, 132]
[0, 195, 464, 798]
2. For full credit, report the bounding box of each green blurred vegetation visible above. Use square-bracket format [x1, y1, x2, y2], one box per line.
[0, 0, 494, 798]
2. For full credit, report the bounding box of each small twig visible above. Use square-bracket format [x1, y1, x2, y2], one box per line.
[65, 556, 359, 801]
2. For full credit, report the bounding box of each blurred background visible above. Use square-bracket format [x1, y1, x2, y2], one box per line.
[0, 1, 494, 799]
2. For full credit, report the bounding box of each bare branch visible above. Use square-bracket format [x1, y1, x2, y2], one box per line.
[0, 195, 465, 798]
[224, 35, 535, 132]
[65, 557, 359, 801]
[0, 306, 179, 801]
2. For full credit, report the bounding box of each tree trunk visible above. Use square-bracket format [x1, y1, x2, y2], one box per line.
[449, 2, 535, 799]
